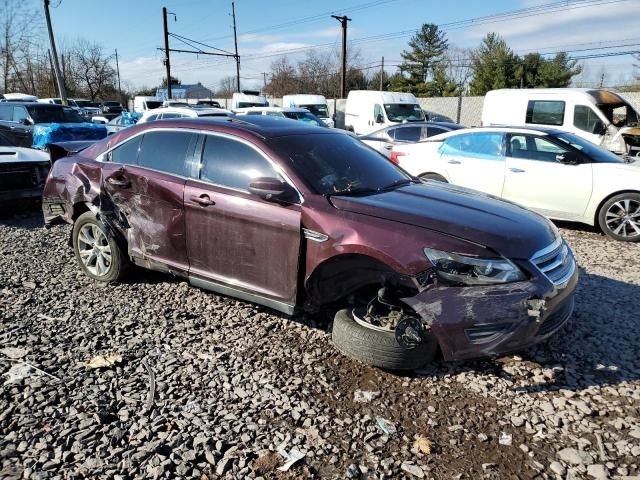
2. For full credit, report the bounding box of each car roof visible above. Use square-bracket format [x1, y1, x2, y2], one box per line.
[0, 101, 67, 109]
[426, 125, 564, 141]
[236, 106, 309, 113]
[140, 115, 337, 139]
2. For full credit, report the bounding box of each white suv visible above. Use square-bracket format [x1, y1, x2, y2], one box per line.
[392, 126, 640, 241]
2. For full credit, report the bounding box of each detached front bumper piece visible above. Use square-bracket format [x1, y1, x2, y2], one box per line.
[403, 250, 578, 361]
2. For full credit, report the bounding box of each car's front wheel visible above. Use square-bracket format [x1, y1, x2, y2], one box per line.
[332, 308, 438, 370]
[72, 212, 128, 282]
[598, 193, 640, 242]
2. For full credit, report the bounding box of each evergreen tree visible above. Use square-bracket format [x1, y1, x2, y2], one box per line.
[399, 23, 448, 84]
[469, 33, 519, 95]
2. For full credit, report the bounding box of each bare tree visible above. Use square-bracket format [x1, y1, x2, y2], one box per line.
[263, 57, 298, 97]
[69, 39, 117, 100]
[0, 0, 40, 93]
[444, 47, 473, 93]
[217, 75, 236, 97]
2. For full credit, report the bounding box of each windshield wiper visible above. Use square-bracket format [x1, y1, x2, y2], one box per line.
[328, 186, 379, 197]
[377, 178, 414, 191]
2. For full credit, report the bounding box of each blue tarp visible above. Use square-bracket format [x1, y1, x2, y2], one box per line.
[121, 112, 141, 126]
[32, 122, 107, 150]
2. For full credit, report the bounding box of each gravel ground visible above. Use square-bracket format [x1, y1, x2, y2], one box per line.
[1, 208, 639, 480]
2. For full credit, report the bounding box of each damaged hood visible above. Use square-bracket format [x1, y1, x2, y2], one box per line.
[330, 182, 557, 259]
[0, 146, 50, 164]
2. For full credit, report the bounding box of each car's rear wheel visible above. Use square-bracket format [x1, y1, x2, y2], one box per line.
[72, 212, 128, 282]
[419, 173, 447, 183]
[332, 307, 438, 371]
[597, 193, 640, 242]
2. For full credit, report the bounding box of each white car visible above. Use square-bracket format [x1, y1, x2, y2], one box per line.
[0, 132, 50, 202]
[392, 127, 640, 241]
[138, 107, 232, 123]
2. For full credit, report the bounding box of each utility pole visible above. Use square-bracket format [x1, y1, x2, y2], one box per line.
[115, 49, 123, 105]
[331, 14, 351, 99]
[379, 56, 384, 91]
[232, 1, 240, 92]
[44, 0, 67, 104]
[162, 7, 172, 99]
[262, 72, 268, 89]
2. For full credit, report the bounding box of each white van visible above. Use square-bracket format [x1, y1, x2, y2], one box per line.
[482, 88, 640, 155]
[282, 94, 333, 127]
[133, 96, 163, 113]
[231, 91, 268, 109]
[345, 90, 425, 135]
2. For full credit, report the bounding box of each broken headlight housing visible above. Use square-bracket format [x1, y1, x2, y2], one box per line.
[424, 248, 525, 286]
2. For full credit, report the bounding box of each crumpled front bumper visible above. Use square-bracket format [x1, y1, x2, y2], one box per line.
[402, 266, 579, 361]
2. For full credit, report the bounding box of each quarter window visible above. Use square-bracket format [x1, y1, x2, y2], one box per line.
[391, 126, 422, 142]
[137, 131, 197, 176]
[441, 133, 505, 160]
[573, 105, 601, 133]
[108, 135, 143, 165]
[200, 135, 278, 190]
[526, 100, 565, 126]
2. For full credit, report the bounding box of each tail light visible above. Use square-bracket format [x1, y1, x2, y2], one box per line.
[390, 151, 406, 165]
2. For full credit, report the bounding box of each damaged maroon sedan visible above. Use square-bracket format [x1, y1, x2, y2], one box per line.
[42, 116, 577, 369]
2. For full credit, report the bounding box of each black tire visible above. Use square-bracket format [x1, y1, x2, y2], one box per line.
[72, 211, 129, 282]
[419, 173, 448, 183]
[331, 309, 438, 370]
[597, 192, 640, 242]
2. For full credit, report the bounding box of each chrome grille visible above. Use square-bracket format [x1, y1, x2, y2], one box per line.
[531, 238, 575, 287]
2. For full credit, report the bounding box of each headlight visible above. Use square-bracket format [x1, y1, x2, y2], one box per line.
[424, 248, 525, 286]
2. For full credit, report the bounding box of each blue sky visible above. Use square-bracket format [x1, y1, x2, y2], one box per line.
[46, 0, 640, 92]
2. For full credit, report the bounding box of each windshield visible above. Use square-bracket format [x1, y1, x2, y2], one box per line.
[74, 100, 92, 107]
[282, 111, 326, 126]
[300, 104, 329, 118]
[384, 103, 425, 122]
[268, 133, 413, 195]
[554, 132, 625, 163]
[28, 106, 85, 123]
[104, 101, 120, 107]
[599, 103, 639, 128]
[145, 101, 163, 109]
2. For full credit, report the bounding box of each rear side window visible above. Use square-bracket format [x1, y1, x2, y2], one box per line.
[0, 105, 12, 121]
[573, 105, 601, 133]
[137, 131, 197, 176]
[508, 134, 569, 162]
[145, 114, 159, 122]
[425, 127, 446, 138]
[526, 100, 565, 126]
[109, 135, 143, 165]
[441, 133, 505, 160]
[391, 126, 422, 142]
[200, 135, 278, 190]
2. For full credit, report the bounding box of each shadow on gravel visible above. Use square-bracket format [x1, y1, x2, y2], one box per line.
[0, 201, 44, 229]
[553, 219, 602, 236]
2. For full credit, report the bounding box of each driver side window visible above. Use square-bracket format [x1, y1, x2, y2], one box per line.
[374, 104, 383, 122]
[574, 105, 601, 133]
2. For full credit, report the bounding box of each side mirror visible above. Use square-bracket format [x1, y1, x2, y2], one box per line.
[593, 120, 607, 135]
[375, 113, 384, 124]
[555, 152, 581, 165]
[248, 177, 297, 203]
[20, 118, 33, 126]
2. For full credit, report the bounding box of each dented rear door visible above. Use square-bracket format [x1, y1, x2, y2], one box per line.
[101, 129, 198, 275]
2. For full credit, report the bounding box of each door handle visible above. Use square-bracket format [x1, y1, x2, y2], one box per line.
[106, 176, 131, 188]
[384, 145, 393, 150]
[447, 159, 461, 164]
[509, 168, 526, 173]
[190, 194, 215, 207]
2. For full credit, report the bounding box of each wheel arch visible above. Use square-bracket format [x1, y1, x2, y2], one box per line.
[304, 253, 417, 307]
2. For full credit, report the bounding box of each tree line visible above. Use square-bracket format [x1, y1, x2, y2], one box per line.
[261, 24, 583, 98]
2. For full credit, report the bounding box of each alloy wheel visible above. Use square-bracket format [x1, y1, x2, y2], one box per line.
[77, 223, 112, 277]
[605, 199, 640, 239]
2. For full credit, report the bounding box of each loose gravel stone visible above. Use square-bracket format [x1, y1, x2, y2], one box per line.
[1, 211, 639, 479]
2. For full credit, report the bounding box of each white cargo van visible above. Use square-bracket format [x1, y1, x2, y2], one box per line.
[133, 96, 163, 113]
[231, 91, 268, 110]
[482, 88, 640, 155]
[282, 94, 333, 127]
[345, 91, 425, 135]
